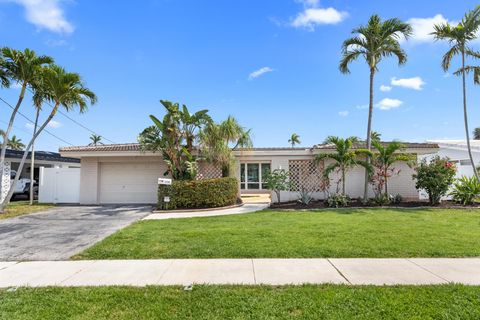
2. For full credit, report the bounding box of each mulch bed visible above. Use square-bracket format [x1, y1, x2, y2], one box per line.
[269, 200, 480, 210]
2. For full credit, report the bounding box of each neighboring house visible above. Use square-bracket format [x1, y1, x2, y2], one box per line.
[59, 142, 438, 205]
[5, 149, 81, 182]
[425, 140, 480, 178]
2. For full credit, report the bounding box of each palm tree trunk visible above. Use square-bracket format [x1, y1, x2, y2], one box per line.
[384, 166, 388, 195]
[342, 167, 346, 195]
[0, 103, 59, 213]
[0, 83, 27, 197]
[461, 48, 480, 181]
[29, 107, 40, 205]
[363, 68, 375, 202]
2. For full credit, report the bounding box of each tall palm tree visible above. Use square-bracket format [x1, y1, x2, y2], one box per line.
[340, 15, 412, 202]
[200, 116, 252, 177]
[432, 6, 480, 182]
[371, 140, 414, 195]
[0, 48, 53, 180]
[0, 64, 97, 212]
[179, 104, 211, 153]
[89, 134, 103, 146]
[7, 135, 25, 150]
[288, 133, 301, 148]
[314, 136, 372, 196]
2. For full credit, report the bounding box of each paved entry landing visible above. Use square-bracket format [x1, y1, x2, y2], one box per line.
[0, 206, 151, 261]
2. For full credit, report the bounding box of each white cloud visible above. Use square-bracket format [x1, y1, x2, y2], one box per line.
[391, 77, 426, 90]
[248, 67, 275, 80]
[380, 85, 392, 92]
[290, 0, 347, 30]
[356, 104, 368, 110]
[7, 0, 74, 34]
[405, 14, 455, 43]
[48, 120, 62, 128]
[25, 122, 34, 130]
[376, 98, 403, 110]
[338, 110, 349, 117]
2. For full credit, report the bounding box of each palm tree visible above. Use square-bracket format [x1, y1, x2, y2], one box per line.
[340, 15, 412, 202]
[314, 136, 372, 196]
[474, 128, 480, 140]
[288, 133, 301, 148]
[0, 64, 96, 212]
[0, 48, 53, 180]
[200, 116, 252, 177]
[432, 6, 480, 181]
[371, 140, 414, 195]
[89, 134, 103, 146]
[7, 135, 25, 150]
[179, 104, 211, 152]
[371, 131, 381, 142]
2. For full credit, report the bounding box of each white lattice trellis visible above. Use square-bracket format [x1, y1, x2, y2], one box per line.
[0, 161, 11, 203]
[288, 159, 324, 192]
[197, 161, 223, 180]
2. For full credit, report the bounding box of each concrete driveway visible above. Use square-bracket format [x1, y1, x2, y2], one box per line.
[0, 206, 152, 261]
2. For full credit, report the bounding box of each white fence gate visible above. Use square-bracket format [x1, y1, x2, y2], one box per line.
[39, 167, 80, 204]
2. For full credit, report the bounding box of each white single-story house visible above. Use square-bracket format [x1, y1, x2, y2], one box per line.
[425, 140, 480, 178]
[5, 149, 81, 181]
[59, 142, 438, 205]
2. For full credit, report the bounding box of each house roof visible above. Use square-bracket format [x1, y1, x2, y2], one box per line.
[60, 143, 142, 152]
[312, 141, 438, 150]
[60, 142, 438, 154]
[6, 149, 80, 163]
[427, 140, 480, 151]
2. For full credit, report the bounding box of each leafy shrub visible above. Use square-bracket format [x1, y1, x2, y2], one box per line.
[264, 169, 291, 204]
[413, 156, 456, 205]
[371, 194, 391, 206]
[158, 177, 238, 210]
[326, 193, 349, 208]
[390, 193, 403, 205]
[450, 176, 480, 205]
[297, 188, 313, 206]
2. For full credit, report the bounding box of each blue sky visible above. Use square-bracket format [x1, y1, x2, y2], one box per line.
[1, 0, 480, 151]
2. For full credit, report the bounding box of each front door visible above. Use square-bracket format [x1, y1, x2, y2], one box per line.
[240, 163, 270, 190]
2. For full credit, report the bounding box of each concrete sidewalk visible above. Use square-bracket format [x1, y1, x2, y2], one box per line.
[143, 203, 269, 220]
[1, 258, 479, 287]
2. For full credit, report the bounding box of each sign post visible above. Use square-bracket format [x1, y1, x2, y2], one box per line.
[158, 178, 172, 210]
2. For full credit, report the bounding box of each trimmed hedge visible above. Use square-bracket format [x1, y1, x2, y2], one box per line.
[158, 177, 239, 210]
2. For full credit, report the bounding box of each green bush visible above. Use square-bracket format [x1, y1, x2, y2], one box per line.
[413, 156, 456, 205]
[158, 177, 239, 210]
[326, 193, 349, 208]
[450, 176, 480, 205]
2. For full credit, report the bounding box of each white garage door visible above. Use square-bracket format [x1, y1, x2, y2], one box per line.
[99, 162, 164, 204]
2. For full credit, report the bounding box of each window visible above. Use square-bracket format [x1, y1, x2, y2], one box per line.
[239, 162, 270, 190]
[460, 159, 471, 166]
[261, 163, 271, 189]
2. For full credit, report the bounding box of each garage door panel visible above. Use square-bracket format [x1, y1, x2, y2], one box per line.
[99, 162, 165, 204]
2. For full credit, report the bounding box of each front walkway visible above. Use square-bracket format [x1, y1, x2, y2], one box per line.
[144, 203, 269, 220]
[1, 258, 479, 287]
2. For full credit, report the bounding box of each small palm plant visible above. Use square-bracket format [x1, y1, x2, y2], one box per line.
[288, 133, 301, 148]
[451, 176, 480, 205]
[89, 134, 103, 146]
[371, 140, 414, 195]
[315, 136, 372, 196]
[474, 128, 480, 140]
[432, 5, 480, 181]
[340, 15, 412, 201]
[7, 135, 25, 150]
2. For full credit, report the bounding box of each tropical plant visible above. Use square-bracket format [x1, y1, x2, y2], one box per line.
[340, 15, 412, 202]
[6, 135, 25, 150]
[450, 175, 480, 205]
[264, 169, 291, 204]
[199, 116, 252, 177]
[288, 133, 301, 148]
[139, 100, 199, 180]
[89, 134, 103, 146]
[297, 187, 313, 206]
[179, 104, 211, 152]
[0, 64, 97, 213]
[326, 193, 349, 208]
[474, 127, 480, 140]
[0, 48, 53, 199]
[315, 136, 372, 196]
[371, 131, 381, 142]
[432, 6, 480, 181]
[370, 140, 415, 196]
[413, 156, 457, 206]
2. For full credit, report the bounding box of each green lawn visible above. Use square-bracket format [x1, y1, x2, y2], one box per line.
[1, 285, 480, 319]
[75, 208, 480, 259]
[0, 202, 54, 220]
